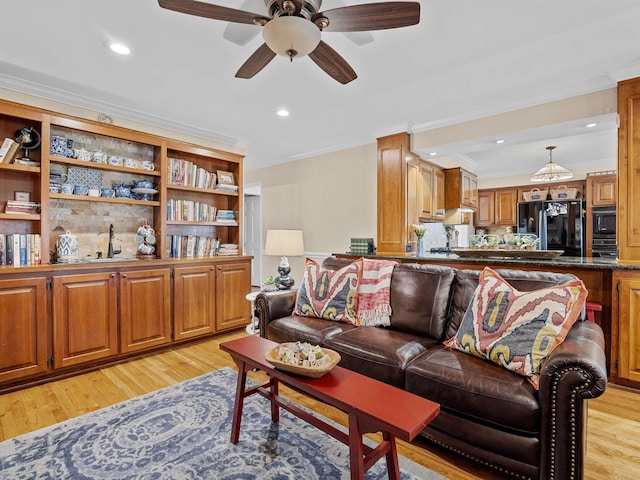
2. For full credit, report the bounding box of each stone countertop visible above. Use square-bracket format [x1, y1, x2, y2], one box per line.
[335, 252, 638, 271]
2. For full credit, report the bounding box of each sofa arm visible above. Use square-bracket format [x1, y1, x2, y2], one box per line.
[255, 291, 297, 338]
[538, 320, 607, 480]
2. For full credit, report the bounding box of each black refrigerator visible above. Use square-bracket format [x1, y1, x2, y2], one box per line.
[517, 199, 585, 256]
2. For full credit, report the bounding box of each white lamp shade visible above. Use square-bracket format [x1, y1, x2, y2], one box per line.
[530, 161, 574, 182]
[264, 229, 305, 256]
[262, 16, 321, 58]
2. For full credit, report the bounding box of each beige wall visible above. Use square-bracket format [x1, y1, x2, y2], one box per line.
[245, 143, 377, 284]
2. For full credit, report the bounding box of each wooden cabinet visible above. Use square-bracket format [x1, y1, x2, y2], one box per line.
[495, 188, 518, 226]
[476, 188, 519, 227]
[613, 271, 640, 383]
[173, 265, 216, 340]
[215, 261, 251, 332]
[587, 174, 616, 207]
[444, 167, 478, 211]
[419, 162, 434, 219]
[433, 168, 445, 220]
[0, 276, 48, 382]
[52, 272, 118, 368]
[476, 190, 495, 226]
[119, 268, 171, 353]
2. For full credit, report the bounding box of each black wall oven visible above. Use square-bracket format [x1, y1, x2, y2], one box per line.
[591, 206, 617, 257]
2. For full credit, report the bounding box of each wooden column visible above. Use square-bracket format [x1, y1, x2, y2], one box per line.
[377, 133, 412, 256]
[618, 78, 640, 264]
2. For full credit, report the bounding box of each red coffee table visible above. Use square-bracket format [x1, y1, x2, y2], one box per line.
[220, 335, 440, 480]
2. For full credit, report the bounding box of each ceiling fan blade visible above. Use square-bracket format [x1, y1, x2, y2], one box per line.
[158, 0, 267, 25]
[223, 0, 265, 45]
[317, 2, 420, 32]
[235, 43, 277, 79]
[308, 41, 357, 85]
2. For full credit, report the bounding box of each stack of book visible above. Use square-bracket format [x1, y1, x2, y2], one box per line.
[4, 200, 40, 215]
[215, 210, 237, 224]
[217, 243, 239, 256]
[166, 235, 219, 258]
[0, 234, 42, 266]
[166, 199, 217, 222]
[168, 157, 216, 189]
[0, 138, 20, 164]
[214, 183, 239, 193]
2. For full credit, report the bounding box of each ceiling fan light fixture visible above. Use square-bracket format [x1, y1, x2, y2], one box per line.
[530, 146, 574, 183]
[262, 16, 321, 59]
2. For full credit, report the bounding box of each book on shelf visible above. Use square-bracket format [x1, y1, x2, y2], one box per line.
[166, 235, 221, 258]
[215, 210, 236, 223]
[214, 184, 238, 192]
[4, 200, 40, 214]
[0, 138, 20, 164]
[217, 243, 239, 256]
[0, 234, 42, 266]
[168, 157, 218, 189]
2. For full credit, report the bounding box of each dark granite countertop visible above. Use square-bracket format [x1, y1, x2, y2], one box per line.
[335, 252, 639, 271]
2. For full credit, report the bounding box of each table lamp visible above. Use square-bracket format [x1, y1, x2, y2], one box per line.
[264, 229, 304, 290]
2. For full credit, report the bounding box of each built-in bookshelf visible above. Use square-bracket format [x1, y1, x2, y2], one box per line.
[164, 140, 242, 258]
[0, 99, 244, 263]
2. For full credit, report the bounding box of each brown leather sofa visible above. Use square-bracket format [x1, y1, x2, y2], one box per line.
[255, 258, 608, 480]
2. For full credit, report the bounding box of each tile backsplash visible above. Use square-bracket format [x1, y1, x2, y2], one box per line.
[49, 200, 154, 261]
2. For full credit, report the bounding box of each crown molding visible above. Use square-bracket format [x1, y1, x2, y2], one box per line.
[0, 61, 240, 148]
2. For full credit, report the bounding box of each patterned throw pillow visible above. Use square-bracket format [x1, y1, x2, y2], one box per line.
[444, 267, 587, 388]
[293, 258, 363, 325]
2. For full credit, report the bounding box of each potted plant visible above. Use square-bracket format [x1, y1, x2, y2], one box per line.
[262, 276, 278, 292]
[412, 224, 427, 256]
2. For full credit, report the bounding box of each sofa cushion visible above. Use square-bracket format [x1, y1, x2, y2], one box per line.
[267, 315, 357, 345]
[324, 327, 439, 388]
[444, 267, 587, 388]
[388, 263, 456, 339]
[294, 258, 363, 325]
[446, 268, 582, 339]
[405, 345, 540, 435]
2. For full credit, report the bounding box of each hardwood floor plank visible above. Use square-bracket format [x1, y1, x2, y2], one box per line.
[0, 330, 637, 480]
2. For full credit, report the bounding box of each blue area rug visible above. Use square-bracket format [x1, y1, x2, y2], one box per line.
[0, 368, 444, 479]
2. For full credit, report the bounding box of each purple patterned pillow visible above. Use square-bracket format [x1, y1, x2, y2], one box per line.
[294, 258, 363, 325]
[444, 267, 587, 388]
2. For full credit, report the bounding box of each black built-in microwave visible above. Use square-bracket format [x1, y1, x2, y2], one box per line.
[592, 206, 616, 237]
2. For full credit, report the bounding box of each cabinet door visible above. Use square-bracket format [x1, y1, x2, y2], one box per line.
[476, 190, 495, 226]
[215, 262, 251, 331]
[591, 177, 616, 206]
[433, 168, 445, 220]
[120, 268, 171, 353]
[53, 272, 118, 368]
[419, 162, 434, 219]
[616, 274, 640, 383]
[495, 188, 518, 226]
[0, 277, 48, 382]
[174, 265, 216, 340]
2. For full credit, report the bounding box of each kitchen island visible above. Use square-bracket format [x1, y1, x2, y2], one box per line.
[335, 252, 640, 389]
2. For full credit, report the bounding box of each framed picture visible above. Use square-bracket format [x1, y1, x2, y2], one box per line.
[217, 170, 236, 186]
[14, 191, 31, 202]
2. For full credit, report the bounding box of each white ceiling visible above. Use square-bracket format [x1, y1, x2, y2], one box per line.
[1, 0, 639, 177]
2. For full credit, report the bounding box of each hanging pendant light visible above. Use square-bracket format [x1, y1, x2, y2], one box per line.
[530, 146, 573, 182]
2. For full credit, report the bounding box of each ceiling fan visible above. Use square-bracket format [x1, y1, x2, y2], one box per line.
[157, 0, 421, 84]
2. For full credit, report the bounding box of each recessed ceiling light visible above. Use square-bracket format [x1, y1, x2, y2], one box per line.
[107, 42, 131, 55]
[276, 109, 290, 117]
[429, 152, 437, 156]
[585, 122, 598, 128]
[495, 139, 505, 144]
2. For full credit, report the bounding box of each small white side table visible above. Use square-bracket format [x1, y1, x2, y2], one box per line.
[245, 289, 296, 336]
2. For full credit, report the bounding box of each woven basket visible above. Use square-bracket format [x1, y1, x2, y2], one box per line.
[522, 188, 549, 201]
[550, 185, 578, 200]
[265, 345, 341, 378]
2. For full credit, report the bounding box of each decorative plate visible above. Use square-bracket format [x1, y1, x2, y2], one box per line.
[265, 344, 341, 378]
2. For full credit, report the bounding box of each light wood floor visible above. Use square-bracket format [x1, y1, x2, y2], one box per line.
[1, 330, 639, 480]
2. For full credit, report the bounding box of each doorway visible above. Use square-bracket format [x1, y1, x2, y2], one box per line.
[244, 184, 262, 287]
